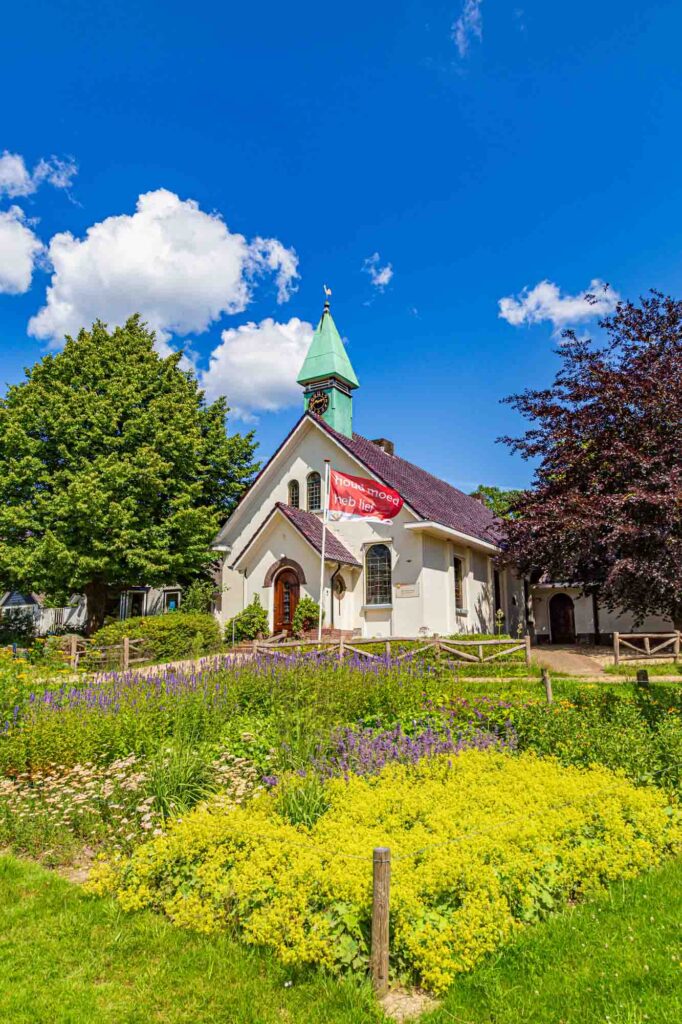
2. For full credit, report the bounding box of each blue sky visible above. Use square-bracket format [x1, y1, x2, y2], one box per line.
[2, 0, 681, 490]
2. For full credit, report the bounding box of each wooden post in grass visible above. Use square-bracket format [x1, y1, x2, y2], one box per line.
[339, 638, 345, 661]
[542, 668, 553, 704]
[613, 631, 620, 666]
[69, 634, 77, 666]
[524, 633, 532, 666]
[122, 636, 130, 671]
[636, 668, 650, 688]
[675, 632, 681, 664]
[371, 847, 391, 996]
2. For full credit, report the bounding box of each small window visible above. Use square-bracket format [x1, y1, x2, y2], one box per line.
[164, 590, 181, 612]
[365, 543, 392, 605]
[307, 471, 322, 512]
[454, 556, 464, 609]
[288, 480, 300, 508]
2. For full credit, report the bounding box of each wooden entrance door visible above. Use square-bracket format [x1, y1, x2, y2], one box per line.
[274, 570, 300, 634]
[549, 593, 576, 643]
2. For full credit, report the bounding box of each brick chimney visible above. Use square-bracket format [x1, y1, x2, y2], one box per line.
[371, 437, 395, 456]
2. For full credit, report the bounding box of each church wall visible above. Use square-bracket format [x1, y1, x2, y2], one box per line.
[531, 586, 674, 643]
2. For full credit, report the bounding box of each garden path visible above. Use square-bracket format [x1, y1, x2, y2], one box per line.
[531, 645, 607, 677]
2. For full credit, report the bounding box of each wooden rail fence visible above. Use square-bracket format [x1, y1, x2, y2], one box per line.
[253, 634, 532, 665]
[64, 635, 149, 670]
[613, 631, 681, 665]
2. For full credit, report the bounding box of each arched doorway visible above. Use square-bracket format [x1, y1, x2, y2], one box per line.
[549, 593, 576, 644]
[274, 569, 300, 635]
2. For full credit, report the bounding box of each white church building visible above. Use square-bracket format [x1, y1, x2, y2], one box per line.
[214, 299, 525, 638]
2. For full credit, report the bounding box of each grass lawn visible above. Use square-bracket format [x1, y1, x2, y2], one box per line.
[2, 854, 682, 1024]
[605, 660, 682, 678]
[428, 856, 682, 1024]
[0, 855, 380, 1024]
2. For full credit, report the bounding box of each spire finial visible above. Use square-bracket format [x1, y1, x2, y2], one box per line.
[323, 283, 332, 312]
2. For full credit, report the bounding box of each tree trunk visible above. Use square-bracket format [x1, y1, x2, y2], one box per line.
[84, 581, 108, 635]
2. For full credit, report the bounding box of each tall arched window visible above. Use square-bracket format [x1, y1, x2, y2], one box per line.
[365, 544, 392, 605]
[307, 471, 321, 512]
[288, 480, 300, 508]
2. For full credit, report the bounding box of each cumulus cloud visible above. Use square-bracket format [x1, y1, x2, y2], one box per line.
[452, 0, 483, 58]
[498, 278, 620, 333]
[28, 189, 299, 347]
[0, 206, 44, 294]
[201, 317, 314, 420]
[0, 151, 77, 199]
[363, 252, 393, 291]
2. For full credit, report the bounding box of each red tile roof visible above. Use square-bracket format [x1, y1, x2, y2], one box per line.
[275, 502, 362, 566]
[316, 416, 502, 547]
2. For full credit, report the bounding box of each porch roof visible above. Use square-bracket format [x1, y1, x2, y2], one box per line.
[230, 502, 362, 570]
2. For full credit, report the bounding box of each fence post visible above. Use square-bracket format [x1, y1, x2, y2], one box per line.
[339, 638, 345, 661]
[636, 668, 650, 688]
[613, 631, 620, 666]
[524, 633, 532, 666]
[644, 636, 651, 657]
[122, 636, 130, 671]
[252, 639, 258, 657]
[69, 634, 77, 666]
[371, 847, 390, 997]
[675, 632, 681, 664]
[541, 667, 553, 704]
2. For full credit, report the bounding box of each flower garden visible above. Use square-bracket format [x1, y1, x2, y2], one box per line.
[2, 643, 682, 1009]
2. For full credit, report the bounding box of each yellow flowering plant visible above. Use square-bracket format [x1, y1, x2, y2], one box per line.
[89, 749, 682, 993]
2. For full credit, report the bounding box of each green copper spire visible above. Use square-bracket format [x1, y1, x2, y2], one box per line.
[297, 296, 359, 437]
[297, 301, 360, 389]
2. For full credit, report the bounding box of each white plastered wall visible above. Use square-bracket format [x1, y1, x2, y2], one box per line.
[217, 417, 513, 637]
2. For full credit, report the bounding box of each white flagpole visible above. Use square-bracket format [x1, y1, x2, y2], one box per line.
[317, 459, 330, 642]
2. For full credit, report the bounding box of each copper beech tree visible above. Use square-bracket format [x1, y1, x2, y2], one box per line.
[500, 291, 682, 629]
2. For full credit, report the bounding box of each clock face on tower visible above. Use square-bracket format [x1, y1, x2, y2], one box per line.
[308, 390, 330, 416]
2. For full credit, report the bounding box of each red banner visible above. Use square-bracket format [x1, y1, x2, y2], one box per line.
[328, 468, 403, 523]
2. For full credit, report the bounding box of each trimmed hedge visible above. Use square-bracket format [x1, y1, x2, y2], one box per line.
[92, 612, 221, 663]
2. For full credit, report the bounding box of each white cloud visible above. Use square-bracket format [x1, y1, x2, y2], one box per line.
[498, 278, 620, 332]
[28, 189, 299, 347]
[0, 151, 77, 199]
[452, 0, 483, 58]
[201, 316, 313, 420]
[0, 206, 44, 294]
[363, 252, 394, 291]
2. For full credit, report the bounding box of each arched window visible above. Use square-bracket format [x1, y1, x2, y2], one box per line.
[288, 480, 300, 508]
[307, 471, 321, 512]
[365, 544, 392, 605]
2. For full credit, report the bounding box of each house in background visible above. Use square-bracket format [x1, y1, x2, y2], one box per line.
[0, 585, 183, 636]
[0, 591, 87, 635]
[530, 580, 675, 645]
[213, 299, 525, 638]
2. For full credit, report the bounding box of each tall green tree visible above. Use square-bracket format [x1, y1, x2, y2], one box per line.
[0, 316, 258, 632]
[500, 291, 682, 628]
[470, 485, 524, 519]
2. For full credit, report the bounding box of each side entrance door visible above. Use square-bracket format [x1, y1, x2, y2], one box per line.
[274, 569, 300, 635]
[549, 593, 576, 643]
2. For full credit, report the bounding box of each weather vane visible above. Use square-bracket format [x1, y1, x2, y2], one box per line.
[323, 283, 332, 301]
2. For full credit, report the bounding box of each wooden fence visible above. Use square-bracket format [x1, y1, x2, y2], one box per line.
[64, 635, 149, 670]
[613, 631, 681, 665]
[253, 634, 532, 665]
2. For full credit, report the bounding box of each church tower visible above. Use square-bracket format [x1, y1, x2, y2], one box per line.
[297, 296, 359, 438]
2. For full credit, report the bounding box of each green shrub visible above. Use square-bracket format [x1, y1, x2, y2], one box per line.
[91, 750, 682, 993]
[92, 612, 221, 663]
[292, 596, 322, 637]
[0, 609, 36, 647]
[179, 580, 216, 615]
[225, 595, 269, 644]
